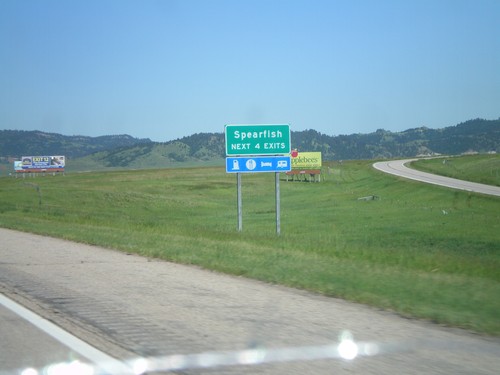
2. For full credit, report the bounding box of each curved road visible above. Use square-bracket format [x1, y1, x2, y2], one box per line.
[373, 159, 500, 197]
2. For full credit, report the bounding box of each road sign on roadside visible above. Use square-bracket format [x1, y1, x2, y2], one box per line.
[226, 156, 291, 173]
[225, 124, 291, 235]
[225, 124, 291, 156]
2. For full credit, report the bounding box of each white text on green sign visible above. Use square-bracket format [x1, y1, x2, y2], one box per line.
[225, 124, 290, 156]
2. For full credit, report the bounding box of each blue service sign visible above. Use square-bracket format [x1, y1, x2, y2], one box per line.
[226, 156, 292, 173]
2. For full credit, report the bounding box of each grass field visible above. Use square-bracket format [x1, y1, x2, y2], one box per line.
[0, 159, 499, 335]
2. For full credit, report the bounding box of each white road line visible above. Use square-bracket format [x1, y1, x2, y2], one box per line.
[0, 294, 133, 375]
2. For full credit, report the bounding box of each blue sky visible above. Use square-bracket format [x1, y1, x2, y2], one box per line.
[1, 0, 499, 142]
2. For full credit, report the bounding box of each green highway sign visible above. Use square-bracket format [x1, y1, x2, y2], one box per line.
[225, 124, 291, 156]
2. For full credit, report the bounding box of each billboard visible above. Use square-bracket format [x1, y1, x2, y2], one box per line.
[14, 161, 23, 171]
[290, 152, 322, 169]
[18, 156, 65, 172]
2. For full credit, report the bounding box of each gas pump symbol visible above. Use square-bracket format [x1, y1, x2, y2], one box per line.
[232, 159, 240, 170]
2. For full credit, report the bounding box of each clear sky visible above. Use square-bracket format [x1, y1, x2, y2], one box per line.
[1, 0, 499, 142]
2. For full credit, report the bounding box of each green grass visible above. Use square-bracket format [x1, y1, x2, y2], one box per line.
[411, 154, 500, 186]
[1, 160, 499, 335]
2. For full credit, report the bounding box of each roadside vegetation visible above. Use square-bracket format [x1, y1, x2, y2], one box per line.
[411, 154, 500, 186]
[0, 158, 499, 335]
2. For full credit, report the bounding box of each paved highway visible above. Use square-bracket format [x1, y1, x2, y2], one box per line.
[1, 228, 499, 374]
[0, 300, 88, 374]
[373, 159, 500, 197]
[0, 295, 130, 375]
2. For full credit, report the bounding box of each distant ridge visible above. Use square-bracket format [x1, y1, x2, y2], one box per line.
[0, 130, 151, 159]
[289, 118, 500, 160]
[1, 118, 498, 171]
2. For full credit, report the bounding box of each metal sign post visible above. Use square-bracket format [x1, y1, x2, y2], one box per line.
[237, 173, 242, 232]
[275, 172, 281, 235]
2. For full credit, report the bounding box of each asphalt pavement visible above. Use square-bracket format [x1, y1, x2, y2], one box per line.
[0, 300, 91, 374]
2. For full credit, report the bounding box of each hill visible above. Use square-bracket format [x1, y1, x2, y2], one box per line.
[71, 134, 225, 170]
[0, 130, 151, 159]
[1, 118, 499, 171]
[291, 118, 499, 160]
[78, 118, 498, 170]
